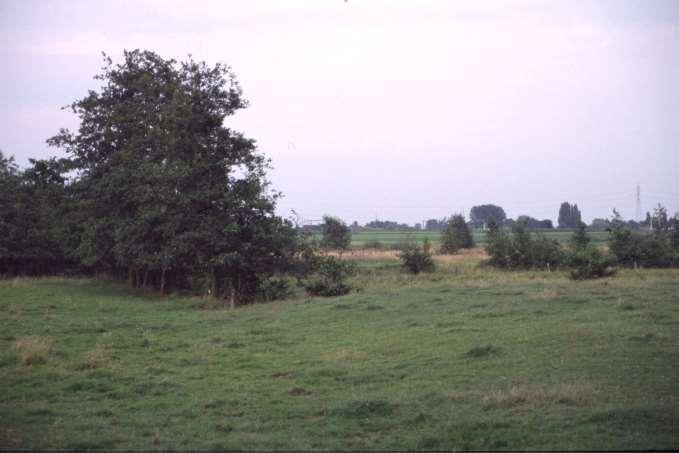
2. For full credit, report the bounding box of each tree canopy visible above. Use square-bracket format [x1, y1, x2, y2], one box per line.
[45, 50, 297, 301]
[321, 215, 351, 251]
[470, 204, 506, 228]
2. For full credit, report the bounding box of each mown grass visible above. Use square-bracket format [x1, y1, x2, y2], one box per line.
[1, 253, 678, 450]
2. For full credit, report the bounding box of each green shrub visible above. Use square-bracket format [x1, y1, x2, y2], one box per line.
[570, 221, 591, 250]
[608, 226, 673, 268]
[639, 234, 673, 267]
[507, 222, 539, 268]
[256, 276, 294, 301]
[485, 220, 511, 267]
[569, 245, 616, 280]
[531, 233, 564, 271]
[485, 221, 563, 270]
[398, 238, 435, 274]
[608, 226, 641, 266]
[671, 221, 679, 250]
[304, 256, 356, 297]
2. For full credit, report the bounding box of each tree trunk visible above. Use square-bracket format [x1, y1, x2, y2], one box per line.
[211, 267, 219, 298]
[229, 285, 236, 310]
[160, 268, 166, 295]
[143, 270, 149, 288]
[128, 268, 135, 287]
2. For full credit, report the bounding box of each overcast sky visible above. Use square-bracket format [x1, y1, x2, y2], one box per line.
[2, 0, 678, 224]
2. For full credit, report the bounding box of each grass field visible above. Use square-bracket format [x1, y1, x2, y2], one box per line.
[347, 229, 610, 248]
[1, 251, 678, 450]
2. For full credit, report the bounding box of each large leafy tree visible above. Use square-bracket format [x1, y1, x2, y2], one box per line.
[469, 204, 506, 229]
[48, 50, 296, 300]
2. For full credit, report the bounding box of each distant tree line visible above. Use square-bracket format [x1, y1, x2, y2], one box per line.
[364, 219, 414, 231]
[303, 200, 669, 232]
[485, 206, 679, 277]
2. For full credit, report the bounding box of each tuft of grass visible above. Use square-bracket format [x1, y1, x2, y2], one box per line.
[74, 344, 109, 370]
[482, 382, 596, 409]
[464, 344, 501, 358]
[533, 288, 560, 301]
[14, 336, 52, 365]
[322, 348, 368, 361]
[331, 399, 395, 418]
[289, 387, 313, 396]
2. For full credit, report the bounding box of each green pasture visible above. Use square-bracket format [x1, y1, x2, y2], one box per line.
[1, 255, 678, 450]
[348, 229, 610, 248]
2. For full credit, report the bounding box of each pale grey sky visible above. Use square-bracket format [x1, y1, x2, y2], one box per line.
[1, 0, 678, 224]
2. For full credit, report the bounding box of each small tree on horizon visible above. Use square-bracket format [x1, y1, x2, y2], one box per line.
[440, 214, 474, 254]
[321, 215, 351, 252]
[469, 204, 506, 229]
[558, 202, 582, 228]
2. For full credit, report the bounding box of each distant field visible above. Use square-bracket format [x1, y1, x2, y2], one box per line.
[348, 229, 610, 248]
[1, 253, 678, 450]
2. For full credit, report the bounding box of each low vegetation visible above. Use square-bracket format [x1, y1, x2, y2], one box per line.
[1, 254, 678, 450]
[484, 214, 678, 278]
[398, 238, 435, 274]
[303, 255, 356, 297]
[14, 336, 52, 366]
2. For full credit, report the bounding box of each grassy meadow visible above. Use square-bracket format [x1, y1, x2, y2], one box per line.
[348, 229, 610, 248]
[1, 250, 679, 450]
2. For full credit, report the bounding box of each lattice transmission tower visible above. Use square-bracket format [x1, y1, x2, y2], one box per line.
[635, 184, 642, 221]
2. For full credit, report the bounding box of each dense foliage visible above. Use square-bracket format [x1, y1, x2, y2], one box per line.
[321, 215, 351, 251]
[424, 218, 447, 231]
[469, 204, 506, 228]
[302, 255, 356, 297]
[440, 214, 474, 254]
[0, 152, 78, 276]
[569, 246, 616, 280]
[608, 226, 674, 268]
[485, 221, 562, 270]
[566, 222, 616, 279]
[1, 51, 304, 304]
[485, 209, 679, 276]
[514, 215, 554, 229]
[558, 202, 582, 229]
[398, 238, 435, 274]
